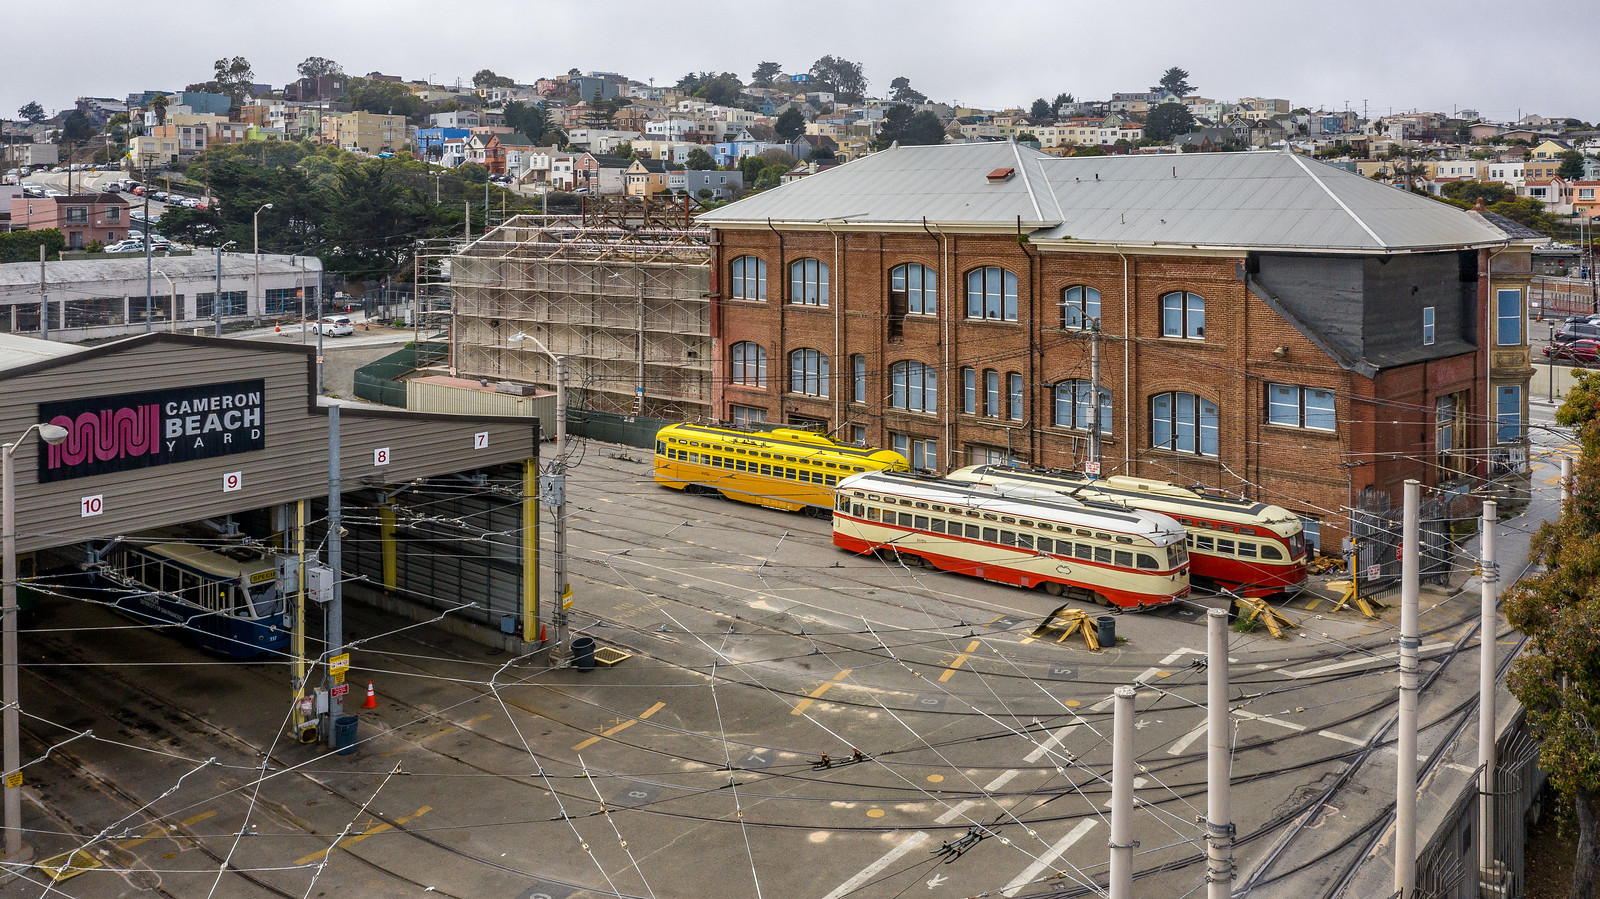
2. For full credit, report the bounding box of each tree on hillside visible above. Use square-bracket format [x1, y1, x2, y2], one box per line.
[889, 76, 926, 104]
[775, 107, 805, 141]
[150, 94, 169, 126]
[1559, 150, 1587, 182]
[676, 72, 709, 94]
[872, 106, 946, 151]
[751, 61, 783, 87]
[1153, 66, 1194, 97]
[17, 101, 45, 124]
[344, 78, 424, 121]
[1052, 93, 1075, 117]
[60, 109, 94, 144]
[1143, 102, 1196, 142]
[1505, 370, 1600, 898]
[1440, 180, 1515, 207]
[1030, 98, 1053, 121]
[808, 55, 867, 99]
[473, 69, 516, 89]
[297, 56, 343, 80]
[211, 56, 256, 105]
[695, 73, 744, 107]
[1490, 196, 1559, 235]
[684, 148, 717, 170]
[503, 101, 550, 144]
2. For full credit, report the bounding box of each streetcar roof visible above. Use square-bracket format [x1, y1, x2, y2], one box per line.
[660, 423, 900, 461]
[838, 471, 1185, 542]
[954, 465, 1303, 534]
[135, 541, 276, 582]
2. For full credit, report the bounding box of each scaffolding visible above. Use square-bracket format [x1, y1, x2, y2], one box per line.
[447, 211, 712, 420]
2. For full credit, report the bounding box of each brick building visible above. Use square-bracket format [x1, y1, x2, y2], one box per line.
[698, 143, 1536, 548]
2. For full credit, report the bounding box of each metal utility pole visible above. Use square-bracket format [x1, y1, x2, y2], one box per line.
[1206, 608, 1233, 899]
[323, 403, 344, 745]
[1478, 500, 1500, 887]
[299, 257, 307, 344]
[37, 246, 47, 341]
[254, 203, 273, 323]
[1396, 479, 1421, 899]
[143, 178, 152, 332]
[548, 357, 572, 667]
[465, 201, 470, 242]
[635, 279, 646, 415]
[1089, 321, 1102, 470]
[1109, 684, 1136, 899]
[214, 245, 224, 336]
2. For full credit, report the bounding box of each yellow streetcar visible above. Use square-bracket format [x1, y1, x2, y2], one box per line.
[653, 424, 908, 514]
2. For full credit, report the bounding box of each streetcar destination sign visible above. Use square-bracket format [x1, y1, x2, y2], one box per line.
[39, 379, 266, 482]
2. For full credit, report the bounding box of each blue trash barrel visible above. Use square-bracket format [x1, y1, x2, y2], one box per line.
[573, 636, 596, 672]
[334, 715, 359, 755]
[1095, 615, 1116, 647]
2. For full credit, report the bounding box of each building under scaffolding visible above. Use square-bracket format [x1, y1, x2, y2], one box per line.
[446, 203, 712, 421]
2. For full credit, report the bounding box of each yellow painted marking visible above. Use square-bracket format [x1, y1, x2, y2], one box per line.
[866, 808, 886, 818]
[573, 702, 667, 750]
[938, 640, 982, 683]
[1304, 598, 1323, 612]
[114, 810, 217, 850]
[1065, 700, 1080, 708]
[294, 807, 431, 867]
[1019, 636, 1036, 645]
[926, 774, 944, 783]
[792, 670, 854, 715]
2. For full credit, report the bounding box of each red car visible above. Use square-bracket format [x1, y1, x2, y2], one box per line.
[1545, 339, 1600, 365]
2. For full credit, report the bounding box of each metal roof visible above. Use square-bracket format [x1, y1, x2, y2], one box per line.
[0, 332, 83, 374]
[699, 144, 1511, 253]
[0, 253, 321, 289]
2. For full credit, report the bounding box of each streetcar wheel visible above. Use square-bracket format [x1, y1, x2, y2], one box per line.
[1093, 593, 1112, 607]
[1044, 581, 1064, 597]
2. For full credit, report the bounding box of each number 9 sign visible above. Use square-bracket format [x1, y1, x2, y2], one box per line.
[223, 471, 242, 493]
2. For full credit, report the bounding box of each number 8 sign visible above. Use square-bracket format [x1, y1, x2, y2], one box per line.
[374, 447, 390, 466]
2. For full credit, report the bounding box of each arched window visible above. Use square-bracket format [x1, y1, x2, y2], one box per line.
[729, 341, 767, 387]
[789, 348, 830, 397]
[889, 361, 938, 412]
[1160, 291, 1205, 339]
[789, 258, 829, 306]
[729, 256, 767, 301]
[1053, 380, 1112, 432]
[890, 263, 938, 316]
[1150, 391, 1219, 456]
[1062, 286, 1101, 330]
[966, 267, 1018, 321]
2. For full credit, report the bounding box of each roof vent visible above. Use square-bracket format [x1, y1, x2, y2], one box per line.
[987, 167, 1015, 183]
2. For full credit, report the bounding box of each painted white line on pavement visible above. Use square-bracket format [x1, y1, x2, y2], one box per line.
[986, 769, 1019, 791]
[1026, 696, 1116, 763]
[1168, 721, 1208, 755]
[820, 831, 930, 899]
[1317, 729, 1367, 746]
[1000, 819, 1099, 897]
[1284, 642, 1452, 678]
[934, 800, 975, 825]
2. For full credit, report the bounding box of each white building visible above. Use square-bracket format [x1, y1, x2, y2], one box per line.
[0, 253, 324, 341]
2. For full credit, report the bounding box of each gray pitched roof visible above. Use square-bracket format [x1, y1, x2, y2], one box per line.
[698, 143, 1511, 253]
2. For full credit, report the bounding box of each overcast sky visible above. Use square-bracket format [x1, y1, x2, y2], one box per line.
[10, 0, 1599, 125]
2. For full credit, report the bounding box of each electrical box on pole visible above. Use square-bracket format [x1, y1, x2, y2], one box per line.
[539, 472, 565, 508]
[304, 565, 336, 604]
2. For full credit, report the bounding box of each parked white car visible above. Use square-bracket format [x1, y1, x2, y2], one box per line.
[318, 317, 354, 337]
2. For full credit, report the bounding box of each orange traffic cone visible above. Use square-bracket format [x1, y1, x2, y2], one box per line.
[362, 681, 378, 709]
[539, 624, 548, 643]
[274, 320, 281, 333]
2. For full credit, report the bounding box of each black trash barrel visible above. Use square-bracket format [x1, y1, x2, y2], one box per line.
[573, 636, 596, 672]
[1095, 615, 1116, 647]
[334, 715, 359, 755]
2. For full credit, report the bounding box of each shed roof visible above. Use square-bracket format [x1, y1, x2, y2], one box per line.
[0, 253, 320, 289]
[698, 143, 1510, 253]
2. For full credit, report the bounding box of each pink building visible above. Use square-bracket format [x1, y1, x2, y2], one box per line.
[10, 194, 132, 248]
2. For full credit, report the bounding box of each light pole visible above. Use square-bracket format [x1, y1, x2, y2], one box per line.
[3, 422, 70, 863]
[214, 239, 236, 336]
[508, 331, 570, 666]
[253, 203, 273, 324]
[153, 269, 177, 332]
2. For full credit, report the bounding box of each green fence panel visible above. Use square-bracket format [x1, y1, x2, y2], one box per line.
[352, 341, 448, 407]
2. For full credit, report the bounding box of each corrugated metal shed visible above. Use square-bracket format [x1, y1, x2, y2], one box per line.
[0, 253, 319, 288]
[698, 144, 1510, 253]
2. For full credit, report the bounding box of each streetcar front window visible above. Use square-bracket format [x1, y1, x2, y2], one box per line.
[249, 581, 283, 619]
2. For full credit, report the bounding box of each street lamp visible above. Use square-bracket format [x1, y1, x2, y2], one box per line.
[214, 239, 237, 337]
[3, 422, 70, 863]
[253, 203, 273, 325]
[153, 269, 176, 332]
[507, 331, 571, 666]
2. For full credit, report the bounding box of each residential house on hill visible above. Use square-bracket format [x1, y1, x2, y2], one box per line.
[9, 193, 130, 248]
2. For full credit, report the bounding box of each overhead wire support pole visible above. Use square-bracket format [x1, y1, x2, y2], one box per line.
[1206, 608, 1233, 899]
[1109, 684, 1135, 899]
[1478, 500, 1500, 889]
[1396, 479, 1421, 899]
[324, 403, 344, 745]
[550, 356, 571, 668]
[1089, 320, 1102, 470]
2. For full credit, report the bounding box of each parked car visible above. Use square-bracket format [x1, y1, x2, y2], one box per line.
[1545, 339, 1600, 365]
[318, 317, 354, 337]
[1553, 321, 1600, 343]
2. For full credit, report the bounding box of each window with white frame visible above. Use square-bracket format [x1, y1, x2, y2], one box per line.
[789, 348, 829, 397]
[730, 341, 767, 387]
[1008, 372, 1024, 420]
[1053, 380, 1111, 432]
[1062, 285, 1101, 330]
[891, 432, 939, 471]
[1496, 289, 1522, 346]
[729, 256, 767, 300]
[850, 425, 867, 446]
[789, 258, 829, 306]
[890, 361, 938, 412]
[1497, 385, 1523, 443]
[852, 354, 866, 403]
[984, 369, 1000, 418]
[1423, 306, 1435, 346]
[1161, 291, 1205, 339]
[966, 266, 1018, 321]
[1267, 384, 1336, 431]
[961, 367, 976, 414]
[731, 404, 767, 427]
[1150, 391, 1219, 456]
[891, 263, 937, 316]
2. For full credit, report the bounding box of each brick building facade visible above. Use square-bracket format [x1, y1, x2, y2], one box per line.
[699, 144, 1536, 548]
